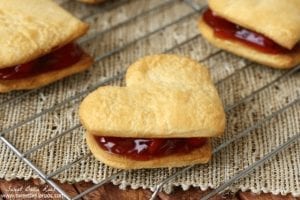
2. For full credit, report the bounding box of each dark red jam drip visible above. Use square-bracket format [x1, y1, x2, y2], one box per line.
[95, 136, 207, 161]
[0, 43, 83, 80]
[203, 9, 299, 54]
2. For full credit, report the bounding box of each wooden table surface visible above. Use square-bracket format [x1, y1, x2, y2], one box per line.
[0, 179, 298, 200]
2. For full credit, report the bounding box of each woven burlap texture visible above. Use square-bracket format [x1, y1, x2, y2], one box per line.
[0, 0, 299, 196]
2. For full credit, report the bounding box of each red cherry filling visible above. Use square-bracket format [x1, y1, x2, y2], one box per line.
[0, 43, 84, 80]
[95, 136, 207, 161]
[202, 9, 300, 54]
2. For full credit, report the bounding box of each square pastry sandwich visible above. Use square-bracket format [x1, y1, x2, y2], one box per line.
[0, 0, 92, 93]
[79, 55, 226, 169]
[198, 0, 300, 69]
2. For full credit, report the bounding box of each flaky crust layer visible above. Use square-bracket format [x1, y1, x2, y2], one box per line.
[208, 0, 300, 49]
[79, 54, 225, 138]
[198, 18, 300, 69]
[86, 132, 211, 169]
[0, 53, 92, 93]
[0, 0, 89, 68]
[126, 54, 212, 89]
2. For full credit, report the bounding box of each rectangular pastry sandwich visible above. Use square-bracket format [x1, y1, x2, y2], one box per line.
[198, 0, 300, 69]
[79, 54, 225, 169]
[0, 0, 92, 93]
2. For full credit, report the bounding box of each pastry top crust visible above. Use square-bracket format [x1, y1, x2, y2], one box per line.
[126, 54, 211, 90]
[0, 0, 88, 68]
[79, 54, 225, 138]
[208, 0, 300, 49]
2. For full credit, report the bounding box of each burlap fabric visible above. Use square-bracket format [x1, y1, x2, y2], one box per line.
[0, 0, 299, 196]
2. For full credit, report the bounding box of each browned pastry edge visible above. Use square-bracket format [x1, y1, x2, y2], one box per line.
[0, 52, 92, 93]
[86, 132, 211, 169]
[198, 17, 300, 69]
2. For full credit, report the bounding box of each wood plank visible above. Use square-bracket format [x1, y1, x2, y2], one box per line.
[0, 179, 298, 200]
[74, 182, 152, 200]
[157, 187, 239, 200]
[0, 179, 79, 200]
[239, 191, 300, 200]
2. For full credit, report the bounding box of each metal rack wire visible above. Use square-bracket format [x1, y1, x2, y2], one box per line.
[0, 0, 299, 199]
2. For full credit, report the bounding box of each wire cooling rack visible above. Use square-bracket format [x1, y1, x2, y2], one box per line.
[0, 0, 299, 199]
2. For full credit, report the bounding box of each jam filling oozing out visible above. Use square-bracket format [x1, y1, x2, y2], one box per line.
[203, 9, 299, 54]
[0, 43, 83, 80]
[95, 136, 207, 161]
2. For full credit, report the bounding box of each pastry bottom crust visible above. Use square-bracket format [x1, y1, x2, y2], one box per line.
[198, 18, 300, 69]
[0, 53, 92, 93]
[86, 132, 211, 169]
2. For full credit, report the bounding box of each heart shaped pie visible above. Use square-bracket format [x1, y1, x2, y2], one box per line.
[0, 0, 92, 92]
[198, 0, 300, 69]
[80, 54, 225, 169]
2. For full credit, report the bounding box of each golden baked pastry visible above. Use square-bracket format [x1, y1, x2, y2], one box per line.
[198, 0, 300, 69]
[0, 0, 92, 92]
[80, 85, 224, 138]
[198, 18, 300, 69]
[80, 54, 225, 169]
[126, 53, 212, 90]
[80, 55, 225, 138]
[0, 53, 91, 93]
[209, 0, 300, 49]
[85, 132, 212, 169]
